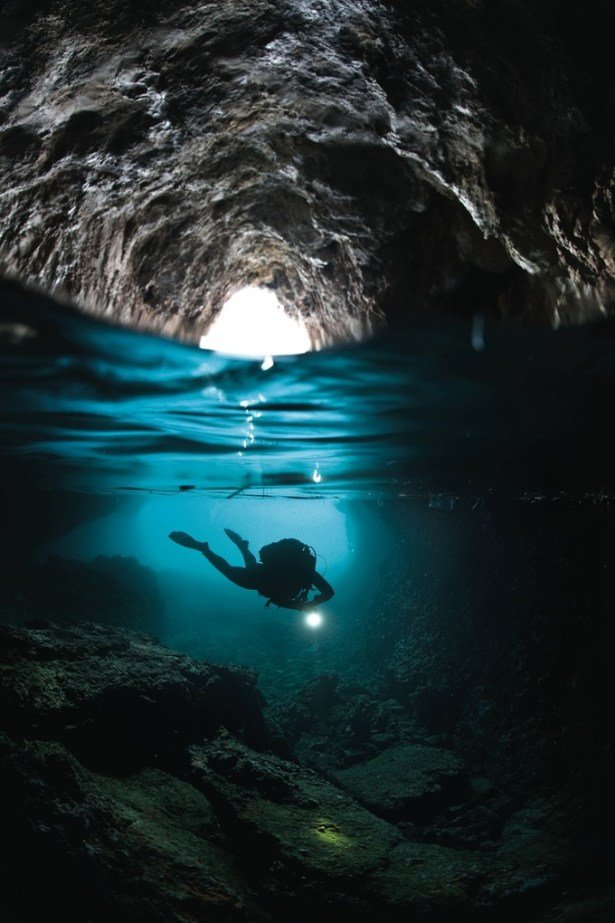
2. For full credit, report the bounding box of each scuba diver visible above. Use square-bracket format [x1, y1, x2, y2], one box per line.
[169, 528, 334, 611]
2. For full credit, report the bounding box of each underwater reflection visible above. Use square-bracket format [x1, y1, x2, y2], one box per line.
[3, 279, 615, 493]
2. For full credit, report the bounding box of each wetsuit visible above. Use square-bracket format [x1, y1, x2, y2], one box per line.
[201, 546, 333, 610]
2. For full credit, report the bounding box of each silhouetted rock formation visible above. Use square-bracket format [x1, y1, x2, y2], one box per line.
[1, 551, 171, 642]
[19, 554, 166, 632]
[0, 475, 131, 582]
[1, 1, 613, 344]
[0, 622, 277, 770]
[1, 734, 261, 922]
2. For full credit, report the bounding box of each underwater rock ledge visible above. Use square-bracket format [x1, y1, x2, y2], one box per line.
[2, 621, 615, 922]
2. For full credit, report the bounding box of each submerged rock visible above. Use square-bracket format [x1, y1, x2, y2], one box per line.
[1, 733, 261, 922]
[0, 621, 610, 921]
[0, 622, 278, 769]
[188, 733, 493, 919]
[272, 672, 416, 772]
[333, 743, 467, 822]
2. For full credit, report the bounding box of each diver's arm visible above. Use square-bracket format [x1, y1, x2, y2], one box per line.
[266, 574, 334, 611]
[310, 572, 334, 605]
[266, 593, 320, 611]
[224, 528, 257, 567]
[265, 595, 305, 611]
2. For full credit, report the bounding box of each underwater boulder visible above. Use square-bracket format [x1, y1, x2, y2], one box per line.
[0, 624, 593, 920]
[0, 733, 262, 922]
[188, 733, 496, 919]
[294, 672, 341, 715]
[0, 623, 279, 770]
[273, 673, 412, 774]
[333, 743, 468, 823]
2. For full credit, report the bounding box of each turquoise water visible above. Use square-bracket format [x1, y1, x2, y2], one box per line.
[3, 285, 615, 496]
[2, 283, 615, 696]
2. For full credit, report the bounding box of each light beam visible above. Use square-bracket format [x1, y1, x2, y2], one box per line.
[199, 286, 311, 357]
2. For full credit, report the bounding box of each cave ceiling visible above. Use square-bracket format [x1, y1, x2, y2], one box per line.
[0, 0, 613, 346]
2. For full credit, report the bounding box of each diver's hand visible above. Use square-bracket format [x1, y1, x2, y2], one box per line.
[305, 597, 327, 609]
[169, 531, 206, 551]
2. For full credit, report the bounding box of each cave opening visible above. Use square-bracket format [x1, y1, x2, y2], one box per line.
[2, 0, 615, 920]
[198, 285, 313, 358]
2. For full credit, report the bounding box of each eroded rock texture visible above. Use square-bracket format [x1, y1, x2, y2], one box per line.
[0, 0, 613, 344]
[0, 622, 277, 770]
[346, 496, 615, 843]
[2, 622, 615, 922]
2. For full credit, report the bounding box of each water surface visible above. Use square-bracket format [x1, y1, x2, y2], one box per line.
[3, 286, 615, 496]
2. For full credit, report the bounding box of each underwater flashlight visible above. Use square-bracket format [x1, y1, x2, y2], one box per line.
[305, 611, 323, 629]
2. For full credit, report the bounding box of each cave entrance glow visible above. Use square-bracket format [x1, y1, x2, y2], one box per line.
[199, 286, 311, 357]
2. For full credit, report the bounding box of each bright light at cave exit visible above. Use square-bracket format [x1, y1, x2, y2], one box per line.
[199, 286, 312, 358]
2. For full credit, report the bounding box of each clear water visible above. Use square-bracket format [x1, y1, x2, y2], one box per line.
[2, 288, 615, 696]
[3, 292, 615, 494]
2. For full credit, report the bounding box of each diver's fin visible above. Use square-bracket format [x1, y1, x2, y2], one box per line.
[169, 531, 205, 551]
[224, 528, 248, 548]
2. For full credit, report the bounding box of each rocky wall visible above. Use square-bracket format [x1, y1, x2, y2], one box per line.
[1, 0, 613, 344]
[347, 496, 615, 814]
[3, 621, 614, 921]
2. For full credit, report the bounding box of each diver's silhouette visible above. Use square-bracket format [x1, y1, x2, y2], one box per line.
[169, 528, 334, 611]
